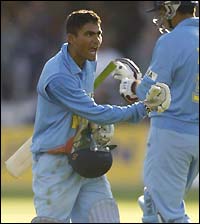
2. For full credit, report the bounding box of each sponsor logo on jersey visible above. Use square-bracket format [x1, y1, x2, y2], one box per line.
[146, 69, 158, 81]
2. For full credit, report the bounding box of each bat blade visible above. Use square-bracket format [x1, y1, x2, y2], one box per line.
[5, 137, 32, 177]
[94, 61, 116, 89]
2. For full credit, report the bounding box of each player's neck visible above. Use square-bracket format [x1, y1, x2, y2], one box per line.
[172, 13, 194, 27]
[68, 45, 85, 69]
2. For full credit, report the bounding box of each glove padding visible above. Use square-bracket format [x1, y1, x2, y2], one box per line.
[144, 82, 171, 113]
[119, 78, 139, 103]
[112, 58, 142, 103]
[90, 123, 114, 146]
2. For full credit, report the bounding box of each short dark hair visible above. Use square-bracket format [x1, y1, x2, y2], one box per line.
[177, 1, 198, 14]
[178, 5, 196, 14]
[65, 9, 101, 35]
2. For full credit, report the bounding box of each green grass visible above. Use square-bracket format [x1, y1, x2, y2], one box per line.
[1, 197, 199, 223]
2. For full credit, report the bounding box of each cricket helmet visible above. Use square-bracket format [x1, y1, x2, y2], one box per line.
[146, 1, 198, 33]
[68, 145, 116, 178]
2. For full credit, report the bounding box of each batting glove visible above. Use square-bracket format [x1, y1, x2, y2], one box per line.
[112, 58, 142, 103]
[144, 82, 171, 113]
[119, 78, 140, 103]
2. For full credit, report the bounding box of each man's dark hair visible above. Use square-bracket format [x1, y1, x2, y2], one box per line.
[177, 1, 198, 14]
[65, 9, 101, 35]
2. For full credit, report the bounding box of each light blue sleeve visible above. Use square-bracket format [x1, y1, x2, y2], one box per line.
[45, 75, 147, 124]
[136, 34, 174, 100]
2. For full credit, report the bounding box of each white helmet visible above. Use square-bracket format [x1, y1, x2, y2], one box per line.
[146, 1, 198, 33]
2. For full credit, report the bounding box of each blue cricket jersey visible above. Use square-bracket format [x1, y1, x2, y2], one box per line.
[136, 18, 199, 135]
[31, 43, 147, 153]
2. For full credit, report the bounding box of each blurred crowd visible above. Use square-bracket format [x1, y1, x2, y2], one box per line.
[2, 1, 160, 125]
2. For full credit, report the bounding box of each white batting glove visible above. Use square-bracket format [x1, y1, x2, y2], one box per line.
[112, 60, 136, 80]
[112, 58, 142, 103]
[119, 78, 138, 103]
[90, 123, 114, 146]
[144, 82, 171, 113]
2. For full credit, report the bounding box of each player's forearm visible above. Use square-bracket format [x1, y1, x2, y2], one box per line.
[128, 102, 148, 123]
[77, 101, 147, 124]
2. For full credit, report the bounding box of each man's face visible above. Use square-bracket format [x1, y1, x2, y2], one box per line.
[158, 7, 170, 30]
[68, 22, 102, 65]
[153, 6, 171, 33]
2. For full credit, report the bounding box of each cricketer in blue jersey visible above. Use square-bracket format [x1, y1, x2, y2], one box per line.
[30, 10, 171, 223]
[114, 1, 199, 223]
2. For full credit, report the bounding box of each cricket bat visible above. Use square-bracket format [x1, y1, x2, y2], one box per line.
[5, 61, 117, 178]
[5, 137, 32, 177]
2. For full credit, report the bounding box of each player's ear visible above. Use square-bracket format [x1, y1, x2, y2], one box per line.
[67, 33, 75, 44]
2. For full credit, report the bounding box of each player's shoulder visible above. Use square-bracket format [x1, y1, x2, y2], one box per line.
[43, 48, 74, 78]
[155, 20, 192, 50]
[193, 17, 199, 25]
[42, 49, 61, 70]
[38, 53, 71, 85]
[154, 32, 173, 52]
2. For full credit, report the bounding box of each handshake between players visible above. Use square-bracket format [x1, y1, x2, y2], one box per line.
[111, 58, 171, 113]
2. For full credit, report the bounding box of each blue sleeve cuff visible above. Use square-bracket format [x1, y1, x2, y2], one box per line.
[130, 102, 148, 123]
[136, 76, 156, 100]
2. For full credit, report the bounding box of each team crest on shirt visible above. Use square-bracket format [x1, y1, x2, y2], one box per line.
[146, 69, 158, 81]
